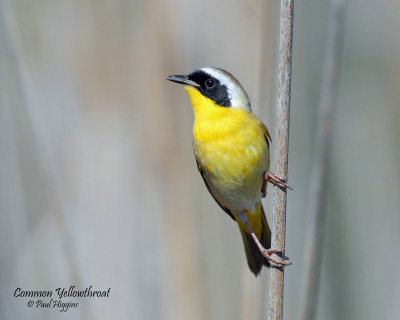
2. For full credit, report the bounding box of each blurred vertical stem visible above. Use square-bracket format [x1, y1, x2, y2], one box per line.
[268, 0, 294, 319]
[0, 1, 86, 315]
[299, 0, 347, 319]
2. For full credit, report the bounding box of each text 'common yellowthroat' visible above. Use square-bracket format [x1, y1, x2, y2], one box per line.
[167, 68, 290, 275]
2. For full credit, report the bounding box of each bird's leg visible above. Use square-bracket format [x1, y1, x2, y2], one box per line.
[237, 212, 292, 267]
[263, 172, 293, 194]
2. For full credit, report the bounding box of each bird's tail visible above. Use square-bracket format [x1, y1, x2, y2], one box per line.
[240, 205, 271, 276]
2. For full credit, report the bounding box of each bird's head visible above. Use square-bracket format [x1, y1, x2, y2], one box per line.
[167, 67, 251, 112]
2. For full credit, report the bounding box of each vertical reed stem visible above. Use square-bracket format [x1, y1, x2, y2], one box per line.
[299, 0, 347, 319]
[268, 0, 294, 319]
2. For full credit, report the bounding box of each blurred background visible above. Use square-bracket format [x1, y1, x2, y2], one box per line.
[1, 0, 400, 319]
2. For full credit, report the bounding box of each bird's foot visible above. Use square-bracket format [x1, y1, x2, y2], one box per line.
[261, 248, 292, 267]
[263, 172, 292, 195]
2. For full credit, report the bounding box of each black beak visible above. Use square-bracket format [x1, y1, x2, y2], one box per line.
[166, 74, 200, 87]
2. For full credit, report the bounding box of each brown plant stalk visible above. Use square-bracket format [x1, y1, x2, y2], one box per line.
[268, 0, 294, 319]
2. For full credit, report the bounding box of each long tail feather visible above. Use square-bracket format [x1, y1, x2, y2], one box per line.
[240, 205, 271, 276]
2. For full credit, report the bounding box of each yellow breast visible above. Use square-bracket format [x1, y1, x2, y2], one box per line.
[185, 86, 270, 212]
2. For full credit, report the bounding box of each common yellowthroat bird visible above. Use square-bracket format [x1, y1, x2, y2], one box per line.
[167, 68, 290, 275]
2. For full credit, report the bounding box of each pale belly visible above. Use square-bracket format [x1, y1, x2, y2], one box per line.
[194, 132, 269, 212]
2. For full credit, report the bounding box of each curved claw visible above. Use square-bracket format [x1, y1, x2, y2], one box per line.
[262, 248, 292, 267]
[264, 172, 293, 191]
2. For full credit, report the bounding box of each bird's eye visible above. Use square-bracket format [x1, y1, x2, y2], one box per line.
[205, 79, 215, 89]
